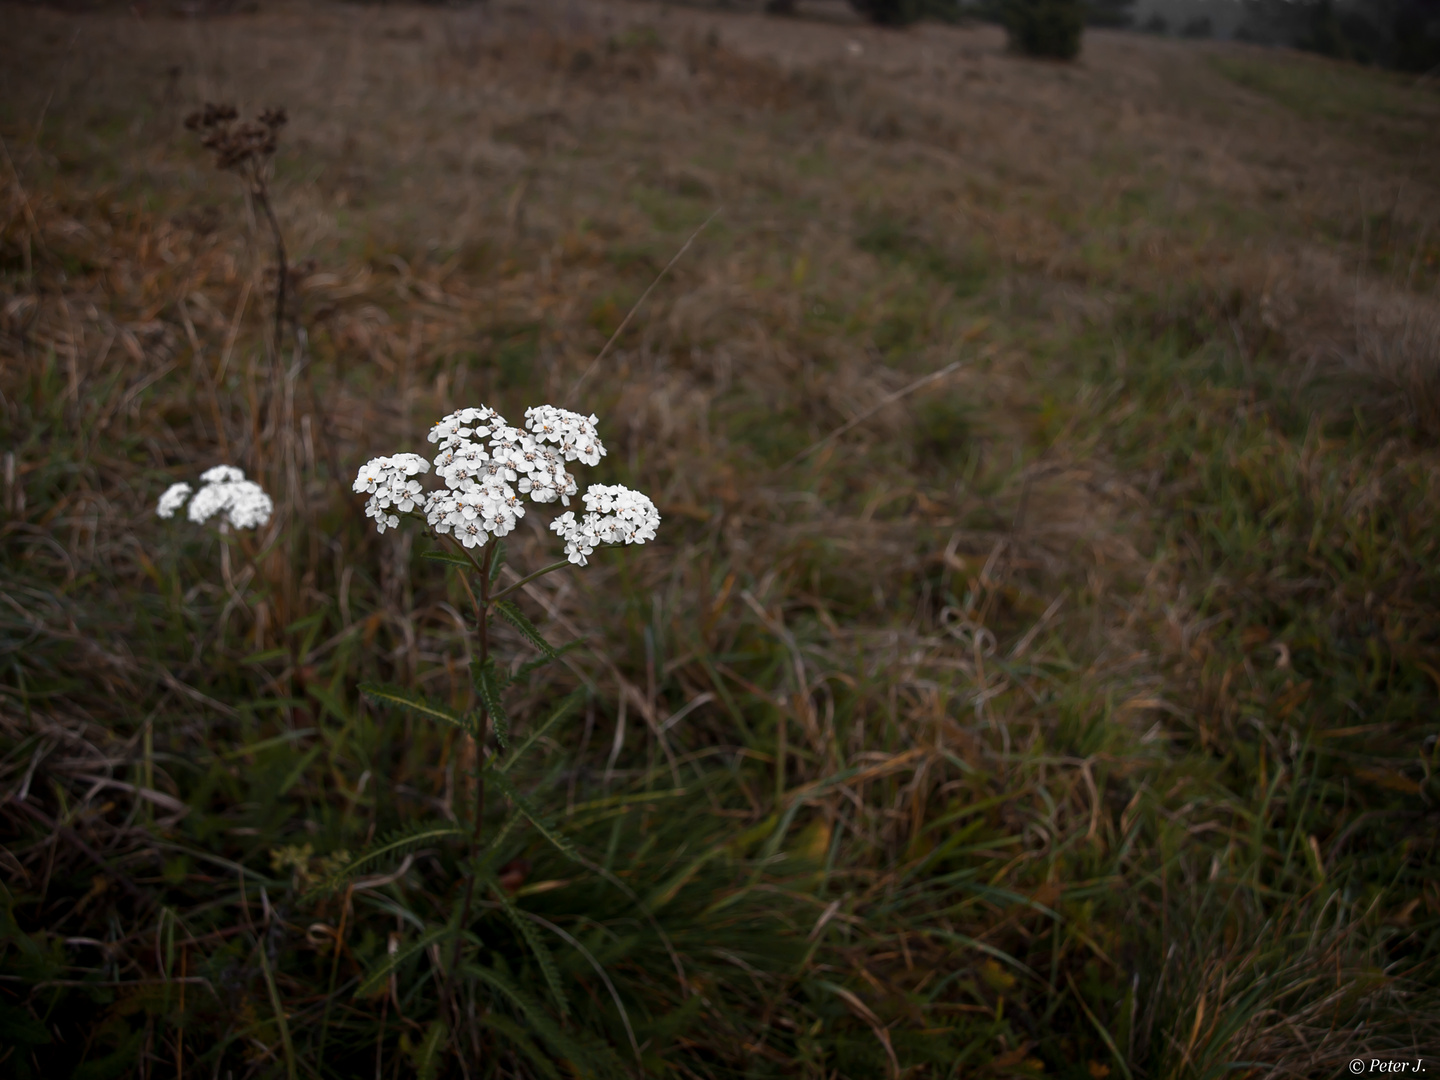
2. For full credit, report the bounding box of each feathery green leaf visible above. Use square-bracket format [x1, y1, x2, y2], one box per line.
[489, 878, 570, 1017]
[472, 658, 510, 748]
[495, 599, 558, 660]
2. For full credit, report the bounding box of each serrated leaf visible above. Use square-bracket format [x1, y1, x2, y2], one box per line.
[488, 879, 569, 1017]
[421, 549, 476, 569]
[472, 659, 510, 748]
[495, 600, 557, 660]
[499, 692, 583, 774]
[355, 926, 452, 999]
[360, 683, 472, 732]
[490, 771, 577, 861]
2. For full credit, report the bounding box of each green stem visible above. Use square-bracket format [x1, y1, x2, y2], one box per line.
[445, 539, 497, 1034]
[490, 559, 572, 603]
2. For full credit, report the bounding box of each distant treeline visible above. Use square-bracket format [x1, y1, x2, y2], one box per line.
[842, 0, 1440, 71]
[1234, 0, 1440, 70]
[1088, 0, 1438, 69]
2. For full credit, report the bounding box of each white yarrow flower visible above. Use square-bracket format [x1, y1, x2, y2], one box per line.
[429, 406, 500, 450]
[435, 439, 491, 489]
[550, 510, 601, 565]
[488, 422, 529, 468]
[525, 405, 606, 466]
[517, 445, 577, 506]
[157, 482, 193, 519]
[357, 404, 655, 554]
[354, 454, 431, 532]
[353, 457, 389, 495]
[199, 464, 245, 485]
[548, 484, 659, 564]
[159, 465, 272, 531]
[582, 484, 661, 544]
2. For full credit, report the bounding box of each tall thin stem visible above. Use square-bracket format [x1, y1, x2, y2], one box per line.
[446, 540, 496, 1033]
[252, 176, 288, 360]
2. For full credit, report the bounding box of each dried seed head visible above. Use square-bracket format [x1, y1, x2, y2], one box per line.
[201, 102, 237, 126]
[187, 104, 286, 174]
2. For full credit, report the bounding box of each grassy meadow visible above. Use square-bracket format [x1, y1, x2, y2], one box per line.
[1, 1, 1438, 1076]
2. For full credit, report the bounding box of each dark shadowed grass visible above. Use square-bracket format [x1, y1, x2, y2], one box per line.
[2, 3, 1439, 1078]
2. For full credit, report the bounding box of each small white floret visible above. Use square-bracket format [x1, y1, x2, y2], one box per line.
[200, 465, 245, 485]
[156, 482, 193, 519]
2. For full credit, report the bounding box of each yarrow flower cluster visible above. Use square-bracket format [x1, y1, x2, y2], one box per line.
[352, 452, 430, 534]
[353, 403, 658, 564]
[550, 484, 661, 566]
[156, 464, 273, 530]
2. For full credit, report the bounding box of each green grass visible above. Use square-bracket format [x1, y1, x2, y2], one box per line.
[1211, 54, 1435, 125]
[1210, 53, 1440, 161]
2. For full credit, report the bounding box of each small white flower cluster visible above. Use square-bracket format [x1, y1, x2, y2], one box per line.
[156, 465, 273, 531]
[352, 453, 430, 534]
[550, 484, 661, 566]
[523, 404, 605, 468]
[353, 403, 659, 564]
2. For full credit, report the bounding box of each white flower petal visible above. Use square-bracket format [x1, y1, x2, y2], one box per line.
[156, 482, 193, 519]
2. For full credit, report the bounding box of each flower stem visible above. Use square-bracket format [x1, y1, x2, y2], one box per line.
[489, 558, 572, 603]
[251, 175, 288, 360]
[445, 539, 496, 1030]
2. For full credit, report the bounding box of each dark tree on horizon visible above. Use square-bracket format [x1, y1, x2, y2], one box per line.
[1239, 0, 1440, 69]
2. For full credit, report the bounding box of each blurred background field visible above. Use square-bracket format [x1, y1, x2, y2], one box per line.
[1, 1, 1438, 1076]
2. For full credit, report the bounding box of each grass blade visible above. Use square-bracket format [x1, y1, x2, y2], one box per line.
[466, 961, 625, 1077]
[356, 926, 453, 999]
[359, 682, 472, 732]
[256, 932, 298, 1080]
[498, 691, 582, 774]
[489, 770, 577, 861]
[308, 825, 464, 898]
